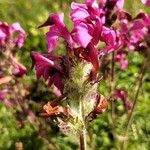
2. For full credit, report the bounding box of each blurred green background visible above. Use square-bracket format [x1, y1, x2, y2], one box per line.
[0, 0, 150, 150]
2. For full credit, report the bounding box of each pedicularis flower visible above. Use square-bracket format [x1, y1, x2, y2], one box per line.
[0, 22, 27, 77]
[0, 22, 38, 127]
[31, 0, 150, 135]
[0, 22, 26, 49]
[0, 22, 27, 107]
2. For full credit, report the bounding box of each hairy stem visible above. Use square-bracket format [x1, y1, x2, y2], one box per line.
[121, 61, 147, 149]
[79, 99, 87, 150]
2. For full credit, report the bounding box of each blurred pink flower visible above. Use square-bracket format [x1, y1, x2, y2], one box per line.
[0, 22, 26, 48]
[118, 11, 150, 50]
[11, 23, 27, 48]
[115, 51, 128, 70]
[141, 0, 150, 6]
[0, 89, 20, 108]
[114, 89, 133, 110]
[0, 22, 11, 48]
[0, 90, 12, 107]
[11, 58, 27, 77]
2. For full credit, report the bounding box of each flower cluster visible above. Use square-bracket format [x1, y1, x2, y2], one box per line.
[0, 22, 27, 77]
[0, 22, 36, 125]
[0, 22, 26, 49]
[31, 0, 150, 134]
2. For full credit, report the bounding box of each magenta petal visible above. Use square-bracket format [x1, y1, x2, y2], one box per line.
[48, 73, 63, 96]
[141, 0, 150, 6]
[92, 17, 102, 45]
[71, 2, 89, 21]
[38, 13, 64, 28]
[130, 20, 145, 30]
[12, 62, 27, 77]
[86, 0, 95, 6]
[53, 73, 63, 94]
[73, 22, 92, 48]
[102, 27, 116, 46]
[31, 51, 55, 79]
[15, 34, 26, 48]
[71, 2, 87, 10]
[71, 7, 90, 21]
[86, 43, 99, 71]
[0, 22, 11, 47]
[11, 23, 25, 33]
[42, 13, 73, 52]
[116, 0, 124, 9]
[46, 27, 58, 52]
[52, 85, 62, 97]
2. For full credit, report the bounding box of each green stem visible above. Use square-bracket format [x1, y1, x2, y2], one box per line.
[121, 62, 147, 150]
[110, 52, 116, 137]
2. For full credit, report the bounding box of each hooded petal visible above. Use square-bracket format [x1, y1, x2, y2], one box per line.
[46, 26, 59, 52]
[39, 13, 73, 52]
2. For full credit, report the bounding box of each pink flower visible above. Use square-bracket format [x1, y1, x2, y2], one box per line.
[11, 23, 27, 48]
[141, 0, 150, 6]
[0, 22, 26, 49]
[71, 2, 102, 47]
[118, 11, 150, 50]
[114, 89, 133, 110]
[38, 13, 73, 52]
[100, 27, 123, 54]
[31, 51, 64, 96]
[115, 51, 128, 70]
[11, 58, 27, 77]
